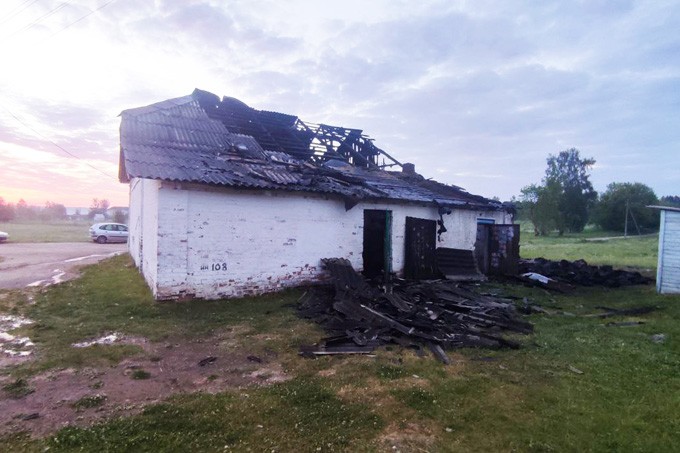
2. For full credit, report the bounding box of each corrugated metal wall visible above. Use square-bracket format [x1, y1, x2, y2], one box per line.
[657, 210, 680, 294]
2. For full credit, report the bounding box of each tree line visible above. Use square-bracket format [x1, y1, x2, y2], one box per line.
[0, 198, 126, 223]
[516, 148, 677, 235]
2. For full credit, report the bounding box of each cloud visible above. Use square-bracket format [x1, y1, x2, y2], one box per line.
[0, 141, 126, 206]
[0, 0, 679, 206]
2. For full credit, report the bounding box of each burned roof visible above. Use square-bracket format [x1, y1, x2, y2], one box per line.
[119, 89, 504, 211]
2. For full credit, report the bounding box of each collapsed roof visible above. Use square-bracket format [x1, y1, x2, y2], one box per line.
[119, 89, 505, 211]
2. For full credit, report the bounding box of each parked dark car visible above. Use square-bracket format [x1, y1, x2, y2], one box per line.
[89, 223, 128, 244]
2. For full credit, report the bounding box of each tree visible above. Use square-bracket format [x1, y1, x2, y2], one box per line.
[659, 195, 680, 208]
[0, 198, 15, 222]
[41, 201, 67, 221]
[519, 183, 560, 235]
[593, 182, 659, 232]
[89, 198, 110, 219]
[112, 209, 127, 224]
[544, 148, 597, 234]
[14, 199, 38, 220]
[520, 148, 596, 235]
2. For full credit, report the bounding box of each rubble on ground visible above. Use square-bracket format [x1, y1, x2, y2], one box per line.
[518, 258, 652, 288]
[297, 258, 532, 363]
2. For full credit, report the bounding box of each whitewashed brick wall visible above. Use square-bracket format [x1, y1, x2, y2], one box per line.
[127, 178, 160, 297]
[127, 178, 143, 267]
[130, 181, 508, 300]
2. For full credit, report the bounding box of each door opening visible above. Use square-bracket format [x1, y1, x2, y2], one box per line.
[362, 210, 392, 279]
[475, 223, 520, 276]
[475, 223, 492, 274]
[404, 217, 437, 279]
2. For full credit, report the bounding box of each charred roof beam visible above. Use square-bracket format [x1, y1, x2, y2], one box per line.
[196, 89, 401, 169]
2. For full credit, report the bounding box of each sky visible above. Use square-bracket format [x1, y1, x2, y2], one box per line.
[0, 0, 678, 208]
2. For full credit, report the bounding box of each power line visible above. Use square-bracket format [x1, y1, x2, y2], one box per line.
[0, 103, 118, 181]
[1, 0, 117, 44]
[0, 0, 42, 26]
[0, 1, 122, 182]
[48, 0, 117, 39]
[2, 1, 71, 41]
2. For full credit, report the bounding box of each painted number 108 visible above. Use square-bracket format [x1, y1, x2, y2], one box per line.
[211, 263, 227, 271]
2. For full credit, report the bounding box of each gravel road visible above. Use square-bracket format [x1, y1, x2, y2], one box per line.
[0, 242, 128, 289]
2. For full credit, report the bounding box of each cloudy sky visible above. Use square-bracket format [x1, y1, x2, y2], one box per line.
[1, 0, 678, 207]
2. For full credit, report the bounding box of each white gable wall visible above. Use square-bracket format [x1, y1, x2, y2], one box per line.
[128, 177, 160, 297]
[131, 181, 509, 300]
[657, 209, 680, 294]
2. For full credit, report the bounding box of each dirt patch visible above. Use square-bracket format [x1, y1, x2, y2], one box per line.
[378, 422, 436, 452]
[0, 330, 289, 437]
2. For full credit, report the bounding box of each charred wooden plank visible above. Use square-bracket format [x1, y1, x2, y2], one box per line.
[297, 258, 534, 362]
[427, 342, 451, 364]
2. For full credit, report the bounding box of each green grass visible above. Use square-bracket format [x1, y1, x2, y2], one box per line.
[130, 369, 151, 380]
[519, 221, 659, 270]
[2, 378, 34, 398]
[47, 378, 383, 452]
[0, 220, 91, 243]
[8, 255, 313, 375]
[1, 232, 678, 451]
[386, 285, 679, 451]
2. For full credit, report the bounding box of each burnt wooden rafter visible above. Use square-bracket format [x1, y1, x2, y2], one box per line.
[291, 120, 401, 168]
[195, 88, 403, 169]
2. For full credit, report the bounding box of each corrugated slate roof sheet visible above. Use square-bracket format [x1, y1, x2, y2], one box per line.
[119, 90, 504, 211]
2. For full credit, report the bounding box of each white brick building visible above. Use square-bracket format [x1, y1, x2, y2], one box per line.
[120, 90, 514, 300]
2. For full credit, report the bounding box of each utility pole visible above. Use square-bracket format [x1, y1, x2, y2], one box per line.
[624, 200, 642, 238]
[629, 205, 642, 235]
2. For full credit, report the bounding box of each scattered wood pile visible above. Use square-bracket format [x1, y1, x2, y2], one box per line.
[298, 258, 532, 363]
[518, 258, 653, 288]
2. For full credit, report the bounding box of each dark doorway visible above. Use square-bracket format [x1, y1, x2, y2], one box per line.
[363, 210, 392, 278]
[475, 224, 491, 274]
[404, 217, 437, 279]
[475, 223, 520, 275]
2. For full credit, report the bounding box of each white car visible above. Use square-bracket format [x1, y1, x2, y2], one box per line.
[89, 223, 128, 244]
[0, 231, 8, 243]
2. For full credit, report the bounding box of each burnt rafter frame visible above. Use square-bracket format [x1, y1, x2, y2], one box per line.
[293, 119, 402, 169]
[194, 88, 402, 170]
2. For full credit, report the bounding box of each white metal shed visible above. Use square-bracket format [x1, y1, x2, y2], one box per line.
[650, 205, 680, 294]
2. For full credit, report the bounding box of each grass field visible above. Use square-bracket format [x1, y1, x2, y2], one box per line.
[0, 221, 91, 243]
[519, 221, 659, 271]
[1, 224, 678, 451]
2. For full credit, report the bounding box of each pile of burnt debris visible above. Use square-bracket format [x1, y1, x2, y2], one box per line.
[518, 258, 653, 288]
[297, 258, 533, 364]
